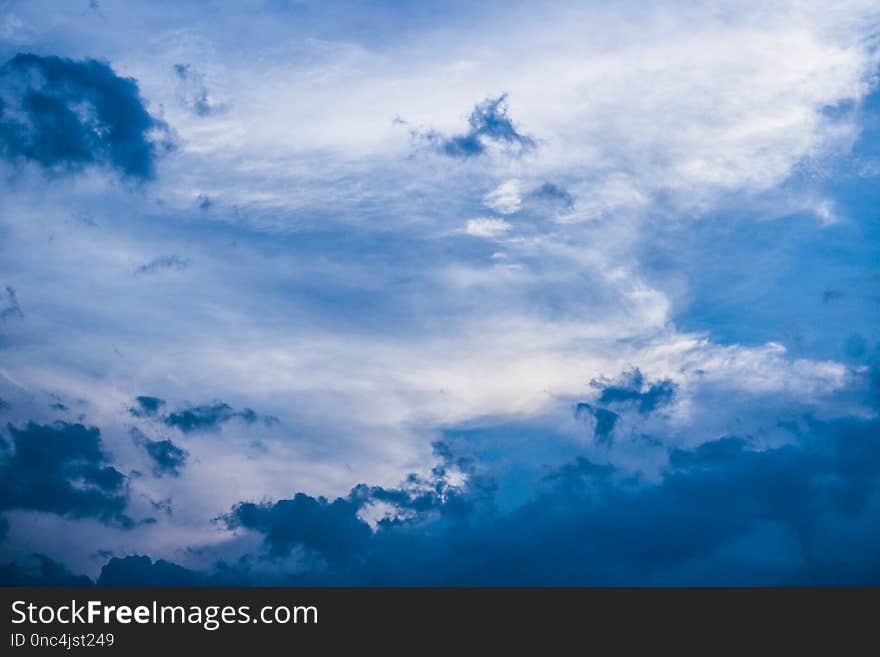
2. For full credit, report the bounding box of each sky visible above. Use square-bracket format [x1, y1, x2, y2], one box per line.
[0, 0, 879, 585]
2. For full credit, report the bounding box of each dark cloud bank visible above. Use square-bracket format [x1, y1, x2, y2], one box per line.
[0, 53, 170, 179]
[3, 376, 879, 586]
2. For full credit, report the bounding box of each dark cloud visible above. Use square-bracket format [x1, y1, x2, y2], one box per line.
[591, 368, 676, 414]
[0, 286, 23, 320]
[530, 182, 574, 207]
[165, 402, 262, 433]
[25, 411, 875, 587]
[0, 554, 92, 586]
[129, 395, 269, 433]
[224, 441, 488, 568]
[0, 53, 171, 179]
[208, 413, 880, 585]
[572, 369, 675, 444]
[129, 395, 166, 418]
[423, 94, 535, 158]
[98, 555, 203, 586]
[173, 64, 221, 117]
[226, 494, 371, 566]
[134, 255, 190, 276]
[0, 421, 131, 526]
[575, 403, 619, 444]
[131, 429, 188, 477]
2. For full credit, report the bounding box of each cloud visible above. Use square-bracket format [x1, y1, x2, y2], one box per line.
[590, 368, 677, 415]
[575, 404, 619, 445]
[0, 53, 170, 179]
[424, 94, 535, 158]
[224, 441, 487, 568]
[97, 555, 202, 586]
[68, 411, 879, 586]
[0, 553, 92, 586]
[164, 402, 262, 433]
[0, 421, 132, 526]
[134, 255, 190, 276]
[0, 0, 878, 587]
[129, 395, 166, 418]
[226, 494, 371, 566]
[465, 217, 511, 238]
[483, 180, 523, 214]
[127, 396, 272, 434]
[131, 429, 188, 477]
[529, 182, 574, 207]
[173, 63, 222, 117]
[0, 286, 22, 320]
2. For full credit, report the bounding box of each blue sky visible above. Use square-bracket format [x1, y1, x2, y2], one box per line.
[0, 0, 879, 585]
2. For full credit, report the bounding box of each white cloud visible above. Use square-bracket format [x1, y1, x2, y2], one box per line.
[465, 217, 511, 238]
[482, 180, 523, 215]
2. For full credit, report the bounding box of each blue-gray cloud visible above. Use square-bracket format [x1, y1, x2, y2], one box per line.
[165, 402, 261, 433]
[134, 255, 190, 276]
[173, 63, 220, 117]
[591, 368, 676, 414]
[573, 369, 676, 444]
[131, 429, 188, 478]
[129, 395, 166, 418]
[0, 286, 23, 320]
[128, 396, 270, 433]
[97, 555, 202, 586]
[0, 53, 170, 179]
[423, 94, 535, 158]
[0, 553, 92, 586]
[0, 421, 131, 526]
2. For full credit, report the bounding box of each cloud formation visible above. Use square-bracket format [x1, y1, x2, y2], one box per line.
[173, 63, 221, 117]
[128, 396, 269, 433]
[15, 409, 877, 586]
[0, 286, 22, 320]
[0, 53, 170, 179]
[423, 94, 535, 158]
[134, 255, 190, 276]
[0, 421, 131, 526]
[131, 429, 188, 477]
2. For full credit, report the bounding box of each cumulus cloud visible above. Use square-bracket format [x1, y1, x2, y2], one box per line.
[0, 53, 171, 179]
